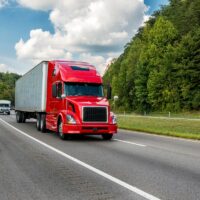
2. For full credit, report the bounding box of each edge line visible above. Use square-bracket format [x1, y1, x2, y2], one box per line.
[0, 118, 160, 200]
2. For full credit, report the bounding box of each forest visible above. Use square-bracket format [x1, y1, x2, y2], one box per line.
[103, 0, 200, 113]
[0, 72, 21, 105]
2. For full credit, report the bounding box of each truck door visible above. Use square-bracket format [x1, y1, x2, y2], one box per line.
[46, 82, 63, 131]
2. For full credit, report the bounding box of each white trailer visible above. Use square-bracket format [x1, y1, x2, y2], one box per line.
[15, 61, 48, 112]
[15, 61, 48, 122]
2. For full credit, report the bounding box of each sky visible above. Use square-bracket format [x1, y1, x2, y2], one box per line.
[0, 0, 169, 75]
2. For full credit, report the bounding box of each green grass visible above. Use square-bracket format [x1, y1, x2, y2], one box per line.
[116, 111, 200, 119]
[145, 111, 200, 119]
[117, 116, 200, 140]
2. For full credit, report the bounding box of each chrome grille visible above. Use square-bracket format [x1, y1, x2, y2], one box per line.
[83, 107, 107, 122]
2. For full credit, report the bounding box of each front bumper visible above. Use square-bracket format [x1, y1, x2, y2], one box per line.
[0, 109, 10, 113]
[62, 123, 117, 135]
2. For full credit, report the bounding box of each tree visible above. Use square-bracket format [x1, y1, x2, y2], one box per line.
[174, 28, 200, 110]
[0, 72, 21, 105]
[103, 0, 200, 112]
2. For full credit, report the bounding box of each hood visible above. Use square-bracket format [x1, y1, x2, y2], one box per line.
[66, 96, 109, 107]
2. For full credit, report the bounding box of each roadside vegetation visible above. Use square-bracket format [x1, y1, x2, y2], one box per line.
[104, 0, 200, 113]
[104, 0, 200, 139]
[0, 72, 21, 105]
[117, 115, 200, 140]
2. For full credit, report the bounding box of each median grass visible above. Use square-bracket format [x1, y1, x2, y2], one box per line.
[117, 116, 200, 140]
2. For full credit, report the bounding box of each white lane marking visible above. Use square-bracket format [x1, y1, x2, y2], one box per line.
[114, 139, 146, 147]
[0, 118, 160, 200]
[120, 129, 200, 144]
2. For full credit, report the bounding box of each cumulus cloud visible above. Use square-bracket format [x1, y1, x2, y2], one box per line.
[15, 29, 72, 64]
[0, 64, 7, 72]
[0, 0, 8, 8]
[79, 53, 106, 74]
[15, 0, 148, 74]
[0, 63, 15, 73]
[17, 0, 56, 10]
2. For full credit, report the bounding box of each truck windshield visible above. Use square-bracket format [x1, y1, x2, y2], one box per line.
[65, 83, 103, 97]
[0, 104, 9, 107]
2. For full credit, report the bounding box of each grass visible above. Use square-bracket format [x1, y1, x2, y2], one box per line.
[116, 111, 200, 119]
[117, 115, 200, 140]
[145, 111, 200, 119]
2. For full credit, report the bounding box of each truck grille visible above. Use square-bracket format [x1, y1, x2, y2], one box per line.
[83, 107, 107, 122]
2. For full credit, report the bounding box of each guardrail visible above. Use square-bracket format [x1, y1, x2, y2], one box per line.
[116, 113, 200, 121]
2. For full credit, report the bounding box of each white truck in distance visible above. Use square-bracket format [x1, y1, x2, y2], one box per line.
[0, 100, 11, 115]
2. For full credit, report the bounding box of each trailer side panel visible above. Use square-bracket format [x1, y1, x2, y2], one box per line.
[15, 61, 48, 112]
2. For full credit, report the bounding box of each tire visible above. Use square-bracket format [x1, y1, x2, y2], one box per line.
[102, 134, 113, 140]
[21, 112, 26, 123]
[58, 121, 67, 140]
[40, 114, 46, 133]
[7, 112, 10, 115]
[36, 114, 41, 131]
[16, 111, 22, 123]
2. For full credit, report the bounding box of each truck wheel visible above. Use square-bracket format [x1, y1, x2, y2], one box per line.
[36, 114, 41, 131]
[16, 111, 22, 123]
[21, 112, 26, 123]
[40, 114, 46, 133]
[58, 121, 67, 140]
[102, 134, 113, 140]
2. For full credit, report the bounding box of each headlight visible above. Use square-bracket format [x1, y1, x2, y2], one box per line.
[66, 114, 76, 124]
[110, 112, 117, 124]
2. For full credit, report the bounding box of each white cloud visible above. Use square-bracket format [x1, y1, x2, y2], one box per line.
[0, 55, 32, 75]
[17, 0, 56, 10]
[15, 0, 148, 74]
[15, 29, 73, 65]
[0, 63, 16, 73]
[0, 64, 7, 72]
[0, 0, 8, 8]
[79, 53, 106, 74]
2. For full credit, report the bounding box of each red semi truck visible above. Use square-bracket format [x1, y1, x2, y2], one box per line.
[15, 60, 117, 140]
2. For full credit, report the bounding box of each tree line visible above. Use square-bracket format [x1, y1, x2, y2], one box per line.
[103, 0, 200, 113]
[0, 72, 21, 105]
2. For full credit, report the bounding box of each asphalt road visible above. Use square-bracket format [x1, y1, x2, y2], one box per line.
[0, 113, 200, 200]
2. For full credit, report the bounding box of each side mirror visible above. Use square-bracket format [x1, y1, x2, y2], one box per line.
[107, 85, 112, 100]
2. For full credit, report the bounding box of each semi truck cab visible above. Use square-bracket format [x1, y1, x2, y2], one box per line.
[45, 61, 117, 140]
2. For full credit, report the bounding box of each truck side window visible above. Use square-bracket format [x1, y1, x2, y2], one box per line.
[52, 68, 56, 76]
[52, 84, 57, 98]
[57, 82, 62, 98]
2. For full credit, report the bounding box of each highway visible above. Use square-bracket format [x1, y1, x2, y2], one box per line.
[0, 113, 200, 200]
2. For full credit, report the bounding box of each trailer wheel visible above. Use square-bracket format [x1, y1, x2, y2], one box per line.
[58, 121, 67, 140]
[36, 114, 41, 131]
[102, 134, 113, 140]
[40, 114, 46, 133]
[16, 111, 22, 123]
[21, 112, 26, 123]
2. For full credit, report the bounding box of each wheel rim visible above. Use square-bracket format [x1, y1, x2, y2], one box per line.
[59, 122, 63, 137]
[41, 118, 43, 129]
[37, 118, 39, 128]
[16, 113, 19, 121]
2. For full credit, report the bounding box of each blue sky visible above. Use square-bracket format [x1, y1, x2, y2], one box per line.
[0, 5, 53, 57]
[144, 0, 169, 14]
[0, 0, 169, 74]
